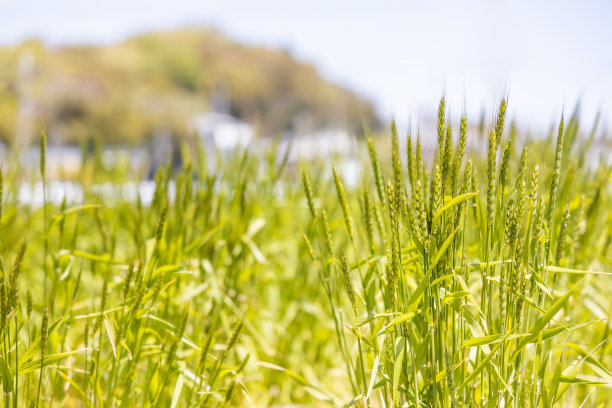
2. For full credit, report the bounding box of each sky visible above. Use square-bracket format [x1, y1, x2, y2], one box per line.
[1, 0, 611, 133]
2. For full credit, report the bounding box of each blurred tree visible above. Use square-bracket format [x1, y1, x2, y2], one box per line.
[0, 29, 381, 145]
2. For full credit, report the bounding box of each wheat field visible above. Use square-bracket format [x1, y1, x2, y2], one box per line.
[0, 98, 610, 407]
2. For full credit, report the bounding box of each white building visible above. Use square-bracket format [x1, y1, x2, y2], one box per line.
[190, 112, 254, 152]
[280, 129, 361, 187]
[282, 129, 357, 163]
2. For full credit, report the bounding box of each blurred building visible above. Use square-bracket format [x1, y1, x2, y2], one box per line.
[190, 112, 254, 152]
[277, 128, 360, 187]
[282, 129, 357, 163]
[20, 144, 82, 179]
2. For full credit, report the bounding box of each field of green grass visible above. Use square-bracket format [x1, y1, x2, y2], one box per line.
[0, 98, 610, 407]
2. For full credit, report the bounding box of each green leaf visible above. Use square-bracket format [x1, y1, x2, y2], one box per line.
[104, 314, 117, 359]
[545, 265, 612, 276]
[50, 204, 101, 227]
[55, 369, 93, 407]
[554, 341, 610, 402]
[510, 277, 584, 362]
[454, 274, 485, 319]
[539, 320, 603, 343]
[392, 337, 406, 403]
[19, 349, 91, 374]
[242, 235, 267, 264]
[184, 221, 227, 254]
[151, 264, 187, 280]
[431, 274, 456, 286]
[170, 373, 185, 408]
[245, 217, 266, 238]
[469, 260, 512, 271]
[381, 312, 419, 334]
[432, 193, 476, 224]
[463, 333, 528, 348]
[441, 291, 469, 306]
[459, 332, 509, 390]
[366, 333, 385, 399]
[0, 351, 14, 392]
[21, 302, 75, 364]
[406, 225, 461, 313]
[550, 356, 564, 405]
[559, 375, 607, 385]
[564, 343, 612, 383]
[71, 250, 126, 265]
[258, 361, 334, 402]
[490, 362, 513, 397]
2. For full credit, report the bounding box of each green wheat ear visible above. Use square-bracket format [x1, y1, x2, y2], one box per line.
[444, 350, 457, 408]
[443, 122, 453, 178]
[494, 98, 507, 147]
[530, 165, 540, 201]
[437, 96, 446, 148]
[555, 205, 570, 266]
[301, 170, 317, 219]
[533, 193, 546, 255]
[340, 248, 357, 315]
[26, 289, 33, 320]
[93, 277, 108, 335]
[198, 330, 214, 373]
[413, 177, 428, 246]
[362, 190, 376, 252]
[499, 137, 513, 194]
[430, 164, 443, 244]
[451, 117, 466, 196]
[386, 180, 396, 225]
[546, 115, 565, 227]
[366, 135, 385, 203]
[226, 320, 243, 354]
[36, 305, 49, 408]
[118, 261, 131, 299]
[332, 166, 354, 241]
[9, 242, 26, 309]
[149, 273, 165, 307]
[390, 121, 405, 212]
[320, 210, 334, 256]
[486, 128, 498, 234]
[40, 130, 47, 180]
[458, 113, 467, 162]
[302, 232, 318, 265]
[156, 199, 168, 244]
[517, 144, 528, 185]
[455, 158, 473, 229]
[416, 132, 424, 183]
[407, 131, 415, 190]
[166, 309, 189, 370]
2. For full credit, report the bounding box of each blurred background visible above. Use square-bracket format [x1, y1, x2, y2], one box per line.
[0, 0, 610, 183]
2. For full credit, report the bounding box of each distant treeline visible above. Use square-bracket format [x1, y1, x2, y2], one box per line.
[0, 28, 381, 144]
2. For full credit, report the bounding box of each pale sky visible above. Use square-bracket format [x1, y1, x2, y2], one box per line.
[1, 0, 611, 133]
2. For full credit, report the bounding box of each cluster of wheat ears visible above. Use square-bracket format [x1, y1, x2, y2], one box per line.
[0, 97, 609, 407]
